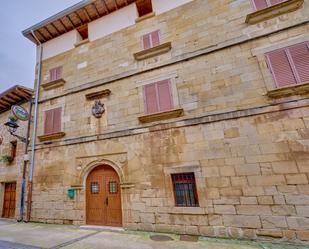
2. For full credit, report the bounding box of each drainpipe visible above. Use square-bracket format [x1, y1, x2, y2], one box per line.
[26, 30, 42, 222]
[18, 98, 33, 222]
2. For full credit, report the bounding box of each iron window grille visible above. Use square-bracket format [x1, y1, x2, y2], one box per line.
[171, 173, 199, 207]
[91, 182, 99, 194]
[109, 181, 118, 194]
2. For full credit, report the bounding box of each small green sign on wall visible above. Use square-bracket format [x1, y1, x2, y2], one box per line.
[67, 189, 75, 199]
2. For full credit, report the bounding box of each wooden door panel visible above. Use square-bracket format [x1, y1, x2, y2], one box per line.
[2, 183, 16, 218]
[86, 166, 122, 226]
[105, 176, 122, 227]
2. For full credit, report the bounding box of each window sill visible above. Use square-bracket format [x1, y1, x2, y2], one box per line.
[85, 89, 111, 100]
[41, 79, 65, 90]
[266, 82, 309, 98]
[135, 12, 156, 23]
[167, 207, 204, 215]
[245, 0, 304, 24]
[74, 39, 89, 47]
[138, 108, 184, 123]
[38, 132, 66, 142]
[134, 42, 172, 61]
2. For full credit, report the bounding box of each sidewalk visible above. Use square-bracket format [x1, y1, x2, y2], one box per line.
[0, 220, 307, 249]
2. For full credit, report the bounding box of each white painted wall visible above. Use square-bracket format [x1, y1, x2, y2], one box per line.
[40, 1, 193, 60]
[42, 30, 79, 60]
[152, 0, 193, 15]
[89, 4, 138, 42]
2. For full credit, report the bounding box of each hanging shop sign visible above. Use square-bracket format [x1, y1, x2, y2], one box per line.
[11, 105, 29, 121]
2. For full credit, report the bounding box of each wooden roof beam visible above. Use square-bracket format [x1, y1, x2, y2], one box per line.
[59, 19, 69, 32]
[75, 12, 84, 25]
[92, 3, 100, 17]
[66, 15, 76, 29]
[101, 0, 110, 13]
[7, 93, 21, 101]
[50, 23, 61, 35]
[0, 99, 12, 106]
[114, 0, 119, 10]
[14, 89, 31, 99]
[44, 27, 54, 39]
[36, 30, 47, 42]
[83, 8, 92, 22]
[2, 96, 15, 104]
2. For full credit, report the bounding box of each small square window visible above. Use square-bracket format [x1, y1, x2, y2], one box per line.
[49, 66, 62, 82]
[109, 181, 118, 194]
[171, 173, 199, 207]
[91, 182, 99, 194]
[142, 30, 160, 50]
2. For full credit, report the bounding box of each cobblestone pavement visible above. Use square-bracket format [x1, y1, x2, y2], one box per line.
[0, 220, 308, 249]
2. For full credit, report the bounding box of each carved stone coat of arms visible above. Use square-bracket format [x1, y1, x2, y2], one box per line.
[92, 100, 105, 118]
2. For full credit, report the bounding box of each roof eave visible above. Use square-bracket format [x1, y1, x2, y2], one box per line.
[22, 0, 93, 39]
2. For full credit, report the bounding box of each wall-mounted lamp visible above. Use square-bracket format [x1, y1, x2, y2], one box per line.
[4, 118, 27, 143]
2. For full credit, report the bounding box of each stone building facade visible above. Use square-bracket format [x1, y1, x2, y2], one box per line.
[0, 86, 32, 220]
[23, 0, 309, 243]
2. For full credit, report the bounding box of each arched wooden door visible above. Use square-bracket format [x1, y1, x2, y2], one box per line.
[86, 165, 122, 226]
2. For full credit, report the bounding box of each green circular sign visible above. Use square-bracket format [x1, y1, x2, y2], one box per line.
[11, 105, 29, 121]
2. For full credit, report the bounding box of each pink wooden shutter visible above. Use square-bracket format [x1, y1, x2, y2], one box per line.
[143, 34, 151, 50]
[55, 66, 62, 80]
[157, 80, 173, 112]
[252, 0, 268, 10]
[151, 30, 160, 48]
[50, 66, 62, 81]
[266, 49, 297, 88]
[52, 107, 62, 133]
[50, 68, 57, 81]
[269, 0, 285, 6]
[44, 110, 54, 135]
[144, 84, 159, 114]
[288, 42, 309, 84]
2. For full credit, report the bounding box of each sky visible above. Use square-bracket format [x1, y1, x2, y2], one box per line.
[0, 0, 81, 93]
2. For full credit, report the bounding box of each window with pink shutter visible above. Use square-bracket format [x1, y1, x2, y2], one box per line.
[251, 0, 286, 10]
[266, 41, 309, 88]
[44, 107, 62, 135]
[143, 80, 173, 114]
[49, 66, 62, 82]
[142, 30, 160, 50]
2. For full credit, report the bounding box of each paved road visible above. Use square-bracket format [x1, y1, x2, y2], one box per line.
[0, 220, 308, 249]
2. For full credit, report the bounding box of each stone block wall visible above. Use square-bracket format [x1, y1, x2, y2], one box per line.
[30, 0, 309, 244]
[0, 103, 30, 220]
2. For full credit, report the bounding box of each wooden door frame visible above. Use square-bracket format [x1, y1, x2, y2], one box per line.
[85, 164, 123, 227]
